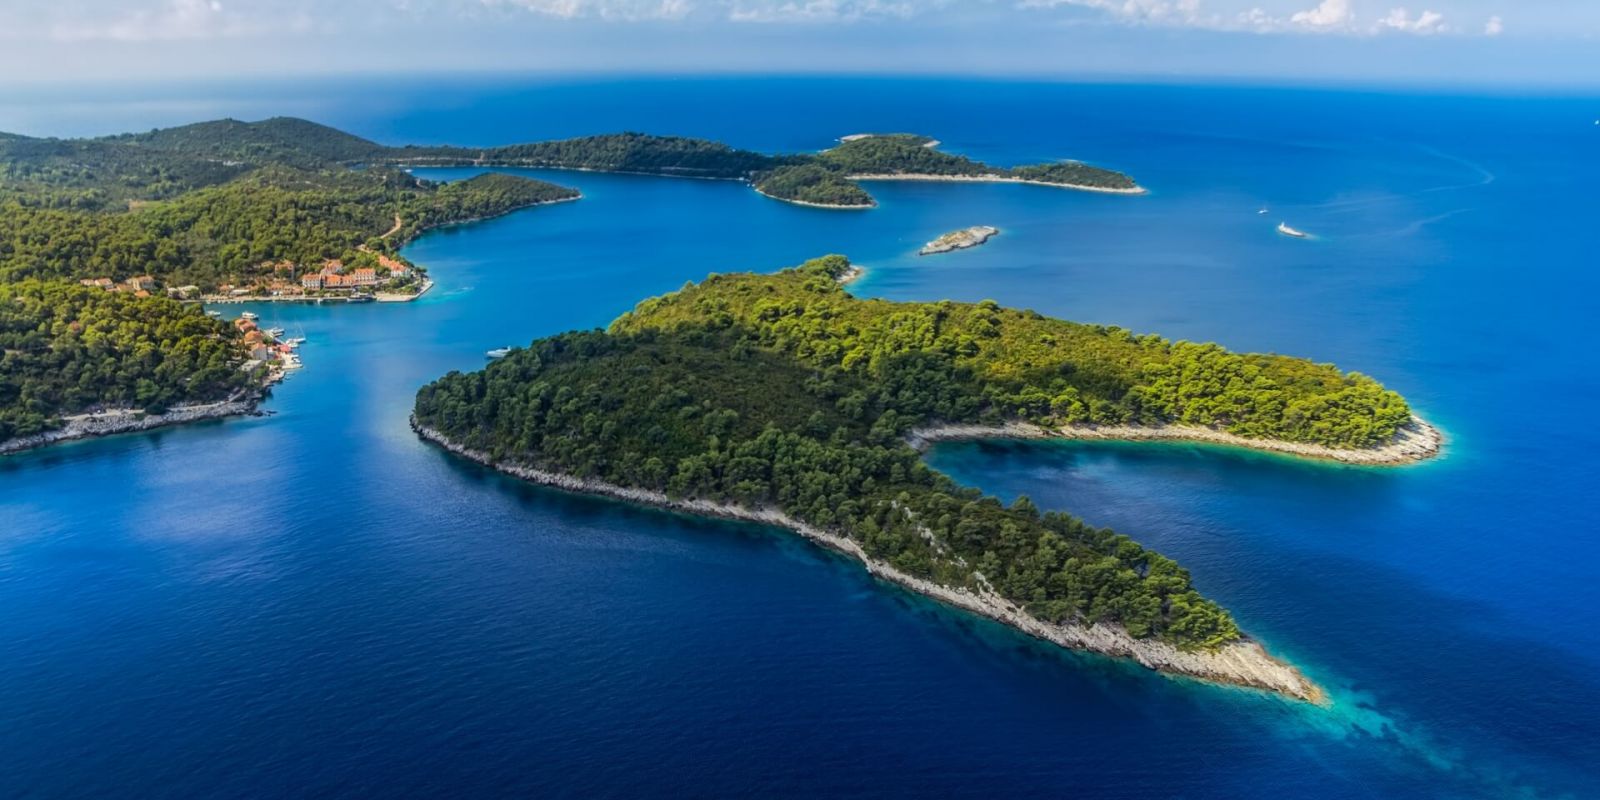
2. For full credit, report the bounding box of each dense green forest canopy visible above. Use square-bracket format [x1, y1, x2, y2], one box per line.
[112, 117, 393, 166]
[414, 256, 1404, 650]
[0, 117, 1138, 443]
[0, 281, 255, 441]
[813, 134, 1139, 192]
[470, 133, 784, 177]
[611, 256, 1413, 448]
[412, 257, 1413, 650]
[360, 126, 1140, 205]
[0, 168, 576, 288]
[2, 118, 1138, 212]
[0, 118, 578, 444]
[753, 164, 876, 207]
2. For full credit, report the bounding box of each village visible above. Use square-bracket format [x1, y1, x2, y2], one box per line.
[76, 252, 431, 305]
[231, 312, 304, 380]
[206, 252, 431, 303]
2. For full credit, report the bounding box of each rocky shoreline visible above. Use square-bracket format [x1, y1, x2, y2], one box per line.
[848, 172, 1148, 195]
[907, 416, 1444, 466]
[921, 225, 999, 255]
[1, 395, 263, 455]
[752, 186, 876, 210]
[412, 419, 1326, 704]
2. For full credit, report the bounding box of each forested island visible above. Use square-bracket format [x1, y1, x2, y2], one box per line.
[413, 255, 1438, 699]
[384, 130, 1142, 208]
[0, 116, 1146, 450]
[0, 118, 579, 451]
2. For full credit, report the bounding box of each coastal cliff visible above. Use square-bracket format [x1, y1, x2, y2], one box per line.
[413, 420, 1325, 704]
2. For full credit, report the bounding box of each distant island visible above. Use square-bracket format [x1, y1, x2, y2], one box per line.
[0, 117, 1144, 451]
[412, 255, 1441, 701]
[921, 226, 1000, 255]
[374, 129, 1144, 208]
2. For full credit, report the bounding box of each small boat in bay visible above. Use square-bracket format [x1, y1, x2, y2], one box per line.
[486, 347, 512, 359]
[1277, 222, 1309, 239]
[240, 311, 259, 320]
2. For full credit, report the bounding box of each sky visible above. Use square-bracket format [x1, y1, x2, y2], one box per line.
[0, 0, 1596, 87]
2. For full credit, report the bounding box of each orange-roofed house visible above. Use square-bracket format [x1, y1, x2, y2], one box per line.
[378, 255, 409, 276]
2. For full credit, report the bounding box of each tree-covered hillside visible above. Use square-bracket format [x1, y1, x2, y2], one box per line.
[478, 133, 783, 177]
[0, 118, 580, 447]
[415, 255, 1418, 651]
[2, 117, 1139, 212]
[414, 324, 1242, 652]
[111, 117, 392, 166]
[611, 256, 1412, 448]
[0, 281, 255, 441]
[753, 164, 876, 207]
[0, 168, 577, 289]
[362, 126, 1142, 206]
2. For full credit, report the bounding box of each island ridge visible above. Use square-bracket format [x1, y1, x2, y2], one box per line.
[412, 254, 1440, 700]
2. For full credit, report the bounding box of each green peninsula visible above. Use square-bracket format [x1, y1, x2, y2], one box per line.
[413, 255, 1437, 699]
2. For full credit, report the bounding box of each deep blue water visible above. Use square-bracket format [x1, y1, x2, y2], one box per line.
[2, 77, 1598, 798]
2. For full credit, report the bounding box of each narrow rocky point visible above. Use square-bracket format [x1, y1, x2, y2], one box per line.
[413, 419, 1327, 704]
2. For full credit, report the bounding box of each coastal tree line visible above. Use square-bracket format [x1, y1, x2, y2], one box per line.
[0, 117, 579, 445]
[0, 281, 257, 441]
[609, 255, 1413, 449]
[409, 254, 1411, 650]
[414, 329, 1242, 650]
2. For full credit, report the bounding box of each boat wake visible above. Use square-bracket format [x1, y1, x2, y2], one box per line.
[1295, 143, 1496, 218]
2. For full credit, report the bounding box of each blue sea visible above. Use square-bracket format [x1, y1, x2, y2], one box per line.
[2, 77, 1597, 798]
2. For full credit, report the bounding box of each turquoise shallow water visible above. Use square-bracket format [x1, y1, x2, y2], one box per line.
[1, 78, 1598, 797]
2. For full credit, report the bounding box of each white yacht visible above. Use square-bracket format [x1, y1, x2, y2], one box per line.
[1277, 222, 1309, 239]
[486, 347, 513, 359]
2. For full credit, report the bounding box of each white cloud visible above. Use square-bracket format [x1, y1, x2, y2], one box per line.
[1376, 6, 1445, 34]
[487, 0, 693, 20]
[726, 0, 919, 23]
[1017, 0, 1211, 27]
[2, 0, 1514, 42]
[1288, 0, 1351, 28]
[1021, 0, 1472, 37]
[41, 0, 315, 42]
